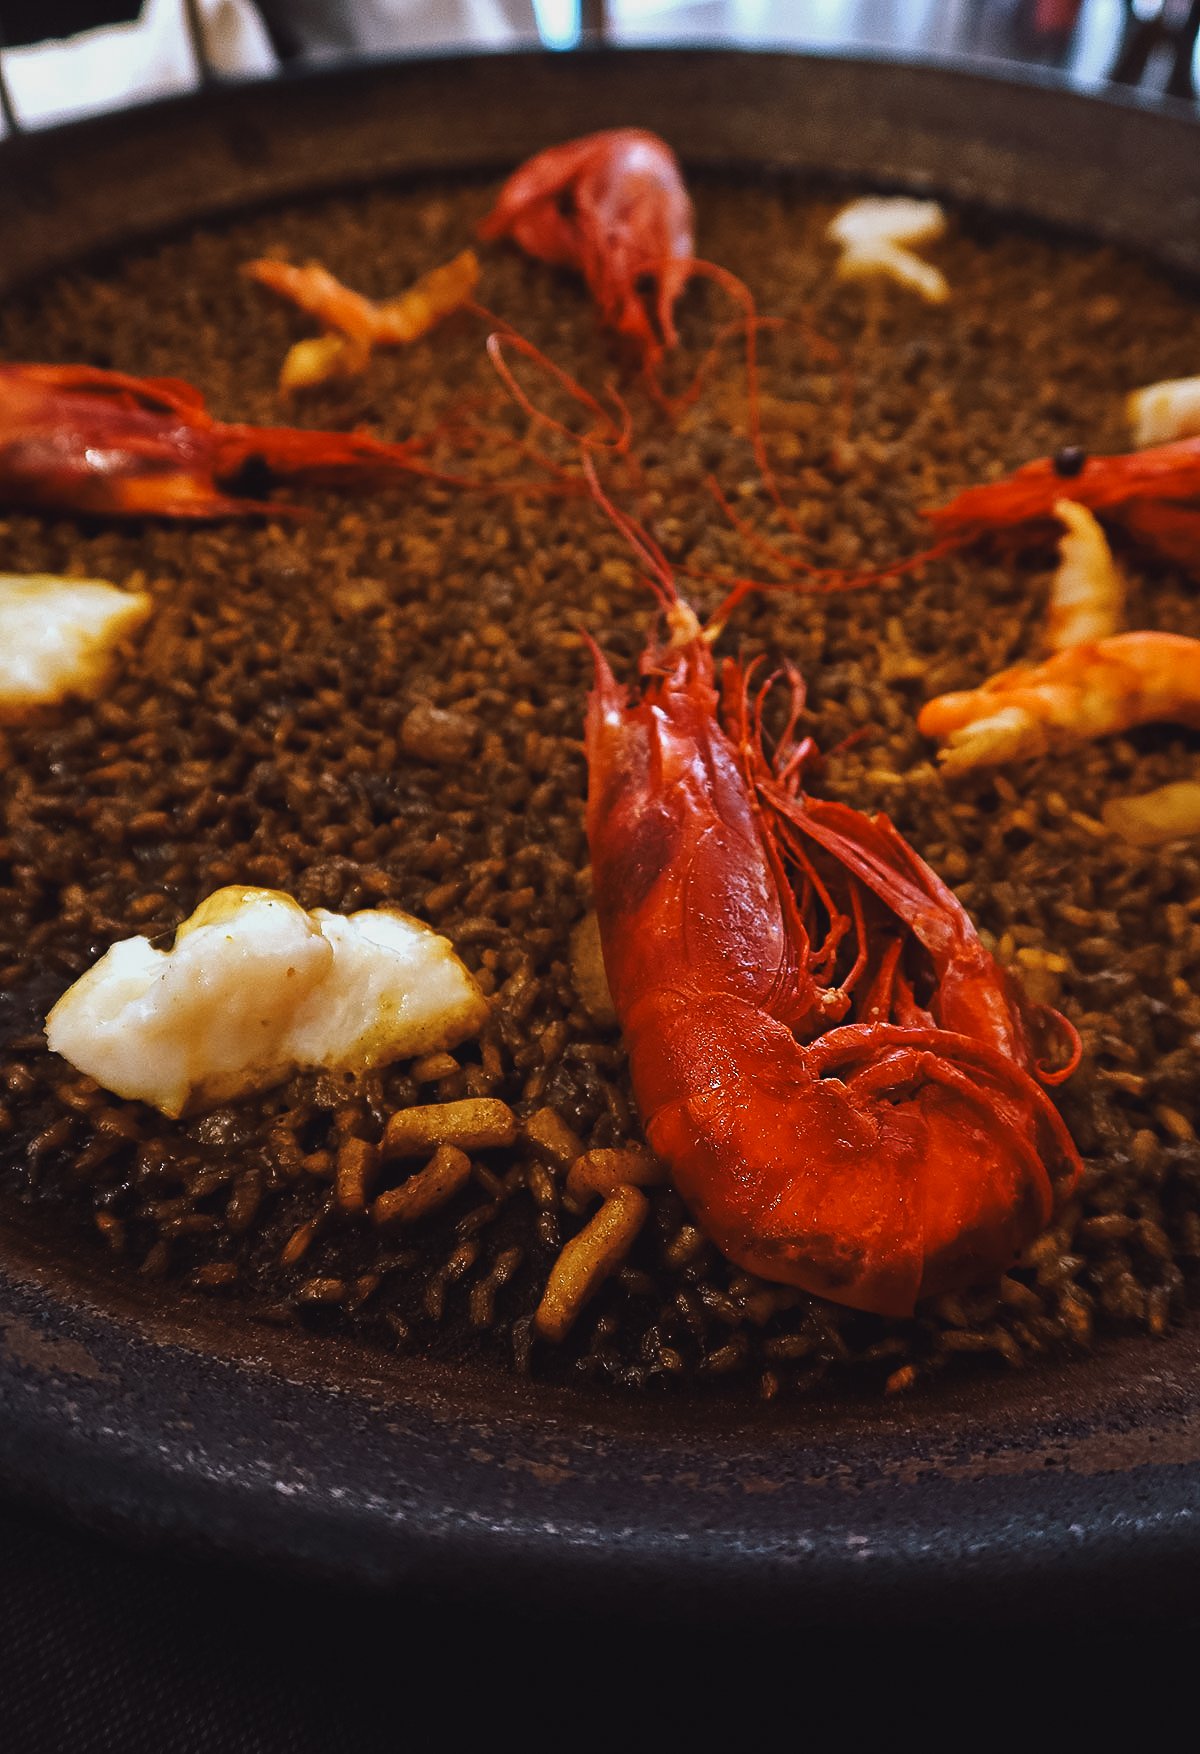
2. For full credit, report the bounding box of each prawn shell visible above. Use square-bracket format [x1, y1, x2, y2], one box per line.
[926, 435, 1200, 577]
[0, 363, 427, 520]
[479, 129, 695, 365]
[586, 634, 1081, 1319]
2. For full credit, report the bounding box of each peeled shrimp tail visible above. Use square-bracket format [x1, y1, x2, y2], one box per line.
[243, 259, 381, 344]
[920, 631, 1200, 771]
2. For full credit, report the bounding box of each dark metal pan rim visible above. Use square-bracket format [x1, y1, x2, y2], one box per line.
[4, 1214, 1200, 1617]
[4, 46, 1200, 300]
[4, 40, 1199, 151]
[3, 1207, 1199, 1448]
[2, 46, 1200, 1615]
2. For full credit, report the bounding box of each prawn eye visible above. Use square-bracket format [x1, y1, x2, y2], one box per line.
[1053, 445, 1087, 478]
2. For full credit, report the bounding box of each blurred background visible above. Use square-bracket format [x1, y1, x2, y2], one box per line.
[0, 1, 1196, 131]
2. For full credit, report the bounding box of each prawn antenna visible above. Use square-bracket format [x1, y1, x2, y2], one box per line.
[651, 256, 855, 570]
[580, 451, 677, 610]
[480, 314, 634, 458]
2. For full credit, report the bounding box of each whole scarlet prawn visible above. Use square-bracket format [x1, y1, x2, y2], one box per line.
[585, 490, 1082, 1317]
[0, 363, 444, 519]
[925, 435, 1200, 578]
[478, 129, 694, 370]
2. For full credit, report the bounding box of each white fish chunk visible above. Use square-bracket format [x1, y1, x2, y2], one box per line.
[46, 887, 488, 1118]
[289, 907, 489, 1073]
[827, 196, 949, 303]
[0, 574, 151, 718]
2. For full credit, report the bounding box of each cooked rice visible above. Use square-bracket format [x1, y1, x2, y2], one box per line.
[0, 176, 1197, 1396]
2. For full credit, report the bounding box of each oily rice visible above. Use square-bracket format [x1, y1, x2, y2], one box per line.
[0, 175, 1198, 1399]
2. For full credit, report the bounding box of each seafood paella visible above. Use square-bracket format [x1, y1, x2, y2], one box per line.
[1, 135, 1198, 1397]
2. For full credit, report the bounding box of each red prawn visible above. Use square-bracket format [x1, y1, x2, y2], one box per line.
[0, 363, 447, 519]
[925, 436, 1200, 578]
[585, 487, 1082, 1317]
[478, 129, 694, 371]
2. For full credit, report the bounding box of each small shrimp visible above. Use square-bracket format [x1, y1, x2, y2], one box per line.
[478, 130, 694, 370]
[584, 481, 1080, 1317]
[244, 250, 480, 391]
[0, 363, 440, 519]
[918, 631, 1200, 772]
[925, 434, 1200, 579]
